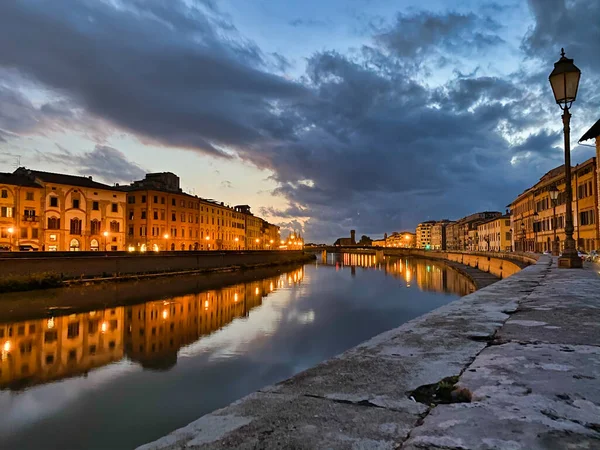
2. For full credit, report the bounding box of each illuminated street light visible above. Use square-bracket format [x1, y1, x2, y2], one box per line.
[7, 227, 15, 251]
[103, 231, 109, 251]
[549, 49, 582, 267]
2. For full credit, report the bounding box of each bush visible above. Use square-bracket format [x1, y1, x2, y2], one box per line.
[0, 272, 63, 293]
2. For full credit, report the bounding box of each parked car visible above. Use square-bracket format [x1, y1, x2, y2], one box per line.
[588, 250, 599, 262]
[578, 250, 589, 261]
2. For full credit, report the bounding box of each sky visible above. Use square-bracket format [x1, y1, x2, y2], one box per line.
[0, 0, 599, 243]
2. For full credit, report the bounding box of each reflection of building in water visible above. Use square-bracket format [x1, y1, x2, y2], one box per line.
[1, 268, 305, 387]
[123, 269, 304, 370]
[328, 253, 474, 297]
[0, 308, 124, 389]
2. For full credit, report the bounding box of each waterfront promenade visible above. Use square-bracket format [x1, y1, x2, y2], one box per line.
[138, 255, 600, 449]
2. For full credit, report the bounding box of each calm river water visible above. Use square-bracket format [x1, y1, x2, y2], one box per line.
[0, 254, 474, 450]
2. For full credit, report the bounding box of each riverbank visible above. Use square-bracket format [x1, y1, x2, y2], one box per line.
[0, 261, 313, 323]
[0, 251, 314, 293]
[138, 255, 600, 449]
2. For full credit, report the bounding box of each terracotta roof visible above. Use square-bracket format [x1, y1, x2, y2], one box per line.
[0, 172, 43, 188]
[14, 168, 120, 191]
[579, 118, 600, 142]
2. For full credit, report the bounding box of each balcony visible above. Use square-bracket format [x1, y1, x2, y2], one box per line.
[22, 215, 40, 222]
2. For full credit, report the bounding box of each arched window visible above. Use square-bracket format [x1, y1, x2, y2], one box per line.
[170, 243, 175, 251]
[152, 244, 159, 252]
[69, 239, 80, 251]
[140, 244, 147, 252]
[110, 221, 120, 232]
[180, 243, 185, 251]
[90, 239, 99, 251]
[48, 217, 60, 230]
[188, 244, 192, 251]
[70, 218, 82, 235]
[194, 242, 199, 251]
[90, 219, 101, 235]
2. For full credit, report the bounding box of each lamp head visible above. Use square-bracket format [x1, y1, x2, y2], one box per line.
[549, 48, 581, 109]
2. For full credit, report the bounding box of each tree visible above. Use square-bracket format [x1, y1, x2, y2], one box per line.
[359, 235, 372, 246]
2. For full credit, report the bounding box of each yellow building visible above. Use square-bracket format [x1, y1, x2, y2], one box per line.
[509, 157, 598, 253]
[0, 172, 43, 251]
[579, 118, 600, 238]
[235, 205, 263, 250]
[477, 215, 511, 252]
[261, 220, 281, 249]
[1, 168, 127, 251]
[385, 231, 415, 248]
[122, 173, 250, 251]
[1, 169, 279, 253]
[416, 221, 436, 249]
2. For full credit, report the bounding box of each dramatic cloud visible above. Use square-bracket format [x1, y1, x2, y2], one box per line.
[376, 11, 504, 61]
[0, 0, 599, 242]
[0, 0, 307, 157]
[39, 144, 146, 184]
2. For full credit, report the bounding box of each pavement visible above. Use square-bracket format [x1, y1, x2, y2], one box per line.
[137, 256, 600, 450]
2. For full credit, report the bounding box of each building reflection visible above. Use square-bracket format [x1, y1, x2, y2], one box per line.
[327, 253, 475, 297]
[0, 268, 304, 389]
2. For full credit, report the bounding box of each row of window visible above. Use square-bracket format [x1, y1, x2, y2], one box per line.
[127, 195, 244, 219]
[129, 209, 244, 228]
[131, 225, 241, 241]
[1, 190, 35, 200]
[577, 181, 594, 200]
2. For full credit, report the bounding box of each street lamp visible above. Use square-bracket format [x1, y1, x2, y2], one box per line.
[7, 227, 14, 251]
[163, 234, 169, 251]
[205, 235, 210, 250]
[520, 222, 525, 252]
[255, 238, 260, 250]
[103, 231, 109, 251]
[234, 236, 240, 250]
[549, 48, 582, 268]
[549, 185, 560, 256]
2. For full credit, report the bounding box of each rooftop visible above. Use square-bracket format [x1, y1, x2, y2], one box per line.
[13, 168, 121, 191]
[579, 118, 600, 142]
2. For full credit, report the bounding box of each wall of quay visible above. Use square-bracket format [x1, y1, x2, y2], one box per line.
[0, 250, 312, 281]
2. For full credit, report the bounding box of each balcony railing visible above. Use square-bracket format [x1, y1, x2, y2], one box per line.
[22, 215, 40, 222]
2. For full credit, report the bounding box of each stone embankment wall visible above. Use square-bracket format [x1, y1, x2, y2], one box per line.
[0, 251, 311, 281]
[316, 247, 538, 280]
[386, 250, 537, 279]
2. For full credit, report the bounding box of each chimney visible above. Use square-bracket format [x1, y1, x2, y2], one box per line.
[88, 176, 92, 180]
[350, 229, 356, 245]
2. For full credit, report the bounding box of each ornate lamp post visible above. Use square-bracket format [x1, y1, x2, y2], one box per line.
[205, 235, 211, 250]
[103, 231, 109, 251]
[520, 222, 525, 252]
[163, 233, 169, 251]
[549, 48, 582, 268]
[549, 185, 560, 256]
[235, 236, 240, 250]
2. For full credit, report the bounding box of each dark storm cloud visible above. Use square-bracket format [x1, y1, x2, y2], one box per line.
[523, 0, 600, 73]
[1, 0, 598, 242]
[39, 144, 146, 184]
[376, 11, 504, 61]
[0, 0, 308, 157]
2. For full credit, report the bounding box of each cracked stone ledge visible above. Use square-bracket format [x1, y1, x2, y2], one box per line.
[136, 256, 600, 449]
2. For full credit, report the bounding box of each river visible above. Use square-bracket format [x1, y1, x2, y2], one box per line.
[0, 254, 474, 450]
